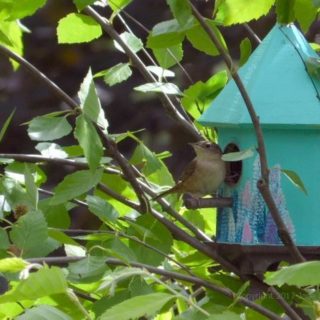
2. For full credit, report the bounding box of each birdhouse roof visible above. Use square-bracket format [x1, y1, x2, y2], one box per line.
[199, 24, 320, 129]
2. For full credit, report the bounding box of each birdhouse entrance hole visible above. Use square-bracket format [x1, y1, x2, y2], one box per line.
[224, 143, 242, 186]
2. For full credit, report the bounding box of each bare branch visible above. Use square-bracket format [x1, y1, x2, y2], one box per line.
[184, 197, 233, 209]
[189, 2, 305, 263]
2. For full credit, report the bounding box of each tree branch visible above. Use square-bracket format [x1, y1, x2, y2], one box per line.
[27, 256, 282, 320]
[83, 6, 202, 141]
[189, 2, 305, 263]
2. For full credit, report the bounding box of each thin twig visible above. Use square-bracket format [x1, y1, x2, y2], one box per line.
[27, 256, 282, 320]
[83, 6, 201, 140]
[244, 24, 262, 45]
[189, 2, 305, 263]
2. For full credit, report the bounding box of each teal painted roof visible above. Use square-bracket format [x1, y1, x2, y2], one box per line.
[199, 24, 320, 128]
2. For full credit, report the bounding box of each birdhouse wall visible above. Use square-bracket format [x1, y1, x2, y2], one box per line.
[217, 127, 320, 246]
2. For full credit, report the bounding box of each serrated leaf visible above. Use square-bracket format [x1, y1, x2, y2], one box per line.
[16, 305, 72, 320]
[9, 210, 48, 257]
[181, 70, 228, 119]
[57, 13, 102, 44]
[186, 20, 226, 56]
[281, 169, 308, 195]
[0, 258, 28, 273]
[74, 115, 103, 171]
[50, 169, 103, 205]
[27, 116, 72, 141]
[166, 0, 192, 26]
[146, 66, 175, 79]
[0, 266, 67, 303]
[222, 148, 254, 162]
[78, 68, 108, 130]
[153, 44, 183, 69]
[6, 0, 46, 20]
[215, 0, 275, 26]
[0, 109, 15, 144]
[73, 0, 95, 11]
[86, 195, 119, 222]
[134, 82, 182, 95]
[24, 164, 38, 209]
[265, 261, 320, 287]
[114, 31, 143, 53]
[109, 0, 132, 12]
[100, 292, 175, 320]
[147, 19, 186, 49]
[239, 38, 252, 67]
[95, 63, 132, 86]
[35, 142, 68, 159]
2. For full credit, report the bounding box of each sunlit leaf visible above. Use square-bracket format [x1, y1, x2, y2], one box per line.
[35, 142, 68, 159]
[74, 115, 103, 171]
[222, 148, 254, 162]
[134, 82, 182, 95]
[215, 0, 275, 25]
[239, 37, 252, 66]
[0, 258, 28, 273]
[57, 13, 102, 43]
[146, 66, 175, 78]
[50, 169, 103, 205]
[0, 109, 15, 144]
[109, 0, 132, 13]
[6, 0, 46, 20]
[265, 261, 320, 287]
[114, 31, 143, 53]
[16, 305, 72, 320]
[281, 169, 308, 195]
[166, 0, 192, 26]
[73, 0, 95, 11]
[100, 293, 175, 320]
[27, 116, 72, 141]
[95, 63, 132, 86]
[153, 44, 183, 68]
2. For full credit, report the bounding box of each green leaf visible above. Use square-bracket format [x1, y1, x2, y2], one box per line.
[78, 68, 109, 130]
[27, 116, 72, 141]
[281, 169, 308, 195]
[100, 293, 175, 320]
[222, 148, 255, 162]
[5, 0, 46, 20]
[74, 115, 103, 171]
[181, 70, 228, 119]
[9, 210, 48, 257]
[50, 169, 103, 205]
[186, 20, 226, 56]
[153, 44, 183, 69]
[48, 229, 79, 246]
[0, 258, 28, 273]
[67, 255, 107, 283]
[294, 0, 317, 32]
[0, 228, 10, 250]
[95, 63, 132, 86]
[109, 0, 132, 12]
[215, 0, 275, 25]
[134, 82, 182, 95]
[35, 142, 68, 159]
[146, 66, 175, 79]
[73, 0, 95, 11]
[147, 19, 186, 49]
[114, 31, 143, 53]
[24, 164, 38, 209]
[57, 13, 102, 44]
[276, 0, 295, 24]
[207, 311, 241, 320]
[0, 109, 15, 144]
[239, 38, 252, 67]
[16, 305, 72, 320]
[265, 261, 320, 287]
[166, 0, 192, 26]
[0, 266, 67, 303]
[86, 195, 119, 222]
[0, 20, 23, 69]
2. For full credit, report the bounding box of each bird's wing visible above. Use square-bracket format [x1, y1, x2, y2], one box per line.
[179, 159, 197, 183]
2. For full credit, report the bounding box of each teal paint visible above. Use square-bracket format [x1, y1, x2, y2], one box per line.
[198, 24, 320, 246]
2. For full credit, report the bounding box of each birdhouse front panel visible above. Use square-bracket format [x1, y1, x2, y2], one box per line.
[199, 23, 320, 247]
[217, 128, 320, 246]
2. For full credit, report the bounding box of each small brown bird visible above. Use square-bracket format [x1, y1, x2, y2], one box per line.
[154, 141, 226, 199]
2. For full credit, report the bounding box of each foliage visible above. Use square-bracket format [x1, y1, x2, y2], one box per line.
[0, 0, 318, 319]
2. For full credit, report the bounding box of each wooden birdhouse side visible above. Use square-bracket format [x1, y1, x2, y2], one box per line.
[199, 24, 320, 247]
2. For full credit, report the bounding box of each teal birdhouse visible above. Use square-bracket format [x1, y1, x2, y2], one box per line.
[199, 24, 320, 252]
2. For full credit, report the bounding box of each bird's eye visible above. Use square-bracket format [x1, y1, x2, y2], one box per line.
[205, 143, 211, 148]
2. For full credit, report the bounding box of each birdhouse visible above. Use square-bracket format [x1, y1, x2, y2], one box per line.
[198, 24, 320, 272]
